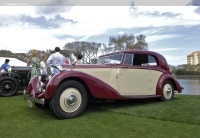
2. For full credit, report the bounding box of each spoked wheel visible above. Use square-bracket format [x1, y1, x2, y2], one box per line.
[161, 80, 174, 101]
[0, 77, 19, 97]
[49, 80, 88, 119]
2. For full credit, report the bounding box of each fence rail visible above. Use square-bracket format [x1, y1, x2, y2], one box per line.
[175, 75, 200, 80]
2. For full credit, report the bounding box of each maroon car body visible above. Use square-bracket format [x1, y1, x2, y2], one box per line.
[24, 50, 183, 119]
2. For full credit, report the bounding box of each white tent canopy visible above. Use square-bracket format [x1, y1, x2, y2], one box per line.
[0, 57, 27, 66]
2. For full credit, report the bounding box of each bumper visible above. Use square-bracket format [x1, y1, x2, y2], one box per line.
[23, 90, 45, 106]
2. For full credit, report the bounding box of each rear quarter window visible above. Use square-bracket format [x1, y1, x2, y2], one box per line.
[132, 54, 158, 66]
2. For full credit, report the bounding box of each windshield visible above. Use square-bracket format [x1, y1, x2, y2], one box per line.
[98, 54, 123, 64]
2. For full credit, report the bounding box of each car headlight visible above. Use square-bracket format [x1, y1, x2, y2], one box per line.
[46, 66, 60, 80]
[37, 68, 47, 81]
[37, 68, 47, 76]
[38, 80, 45, 94]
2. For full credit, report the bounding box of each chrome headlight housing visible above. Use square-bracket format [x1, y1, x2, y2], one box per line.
[38, 80, 46, 94]
[37, 68, 47, 76]
[37, 68, 47, 80]
[37, 68, 48, 94]
[46, 66, 60, 80]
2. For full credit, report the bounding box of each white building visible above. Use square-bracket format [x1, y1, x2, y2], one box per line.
[187, 51, 200, 65]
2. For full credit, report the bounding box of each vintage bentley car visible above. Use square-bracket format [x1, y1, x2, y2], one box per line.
[24, 50, 183, 119]
[0, 66, 32, 97]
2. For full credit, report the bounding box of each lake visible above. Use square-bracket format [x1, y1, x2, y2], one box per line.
[176, 79, 200, 95]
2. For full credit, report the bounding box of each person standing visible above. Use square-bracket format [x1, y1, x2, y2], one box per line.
[75, 53, 83, 64]
[40, 54, 49, 71]
[1, 59, 10, 71]
[46, 47, 66, 66]
[31, 49, 40, 79]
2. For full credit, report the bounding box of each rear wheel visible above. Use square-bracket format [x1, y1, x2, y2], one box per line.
[0, 77, 19, 97]
[49, 80, 88, 119]
[161, 80, 174, 101]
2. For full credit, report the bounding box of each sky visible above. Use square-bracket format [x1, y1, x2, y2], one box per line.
[0, 0, 200, 66]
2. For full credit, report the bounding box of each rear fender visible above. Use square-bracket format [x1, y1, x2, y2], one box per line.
[156, 74, 182, 95]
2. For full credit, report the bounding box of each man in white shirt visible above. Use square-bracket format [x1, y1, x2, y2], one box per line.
[46, 47, 66, 66]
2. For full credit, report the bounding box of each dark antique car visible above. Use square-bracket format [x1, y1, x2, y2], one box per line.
[0, 66, 32, 97]
[24, 50, 183, 119]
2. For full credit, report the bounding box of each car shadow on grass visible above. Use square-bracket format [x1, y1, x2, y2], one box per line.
[23, 96, 182, 120]
[87, 97, 161, 111]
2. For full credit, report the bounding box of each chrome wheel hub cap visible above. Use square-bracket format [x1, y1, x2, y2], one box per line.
[65, 94, 77, 107]
[60, 88, 82, 113]
[167, 88, 171, 93]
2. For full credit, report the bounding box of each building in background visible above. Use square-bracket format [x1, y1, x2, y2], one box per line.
[187, 51, 200, 65]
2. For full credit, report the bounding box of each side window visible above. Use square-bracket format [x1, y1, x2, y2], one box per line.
[124, 54, 134, 65]
[110, 54, 123, 64]
[133, 54, 148, 65]
[133, 54, 158, 66]
[148, 55, 157, 66]
[98, 54, 123, 64]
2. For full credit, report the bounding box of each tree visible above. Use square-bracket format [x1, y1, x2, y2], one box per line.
[0, 50, 27, 63]
[64, 41, 102, 64]
[98, 43, 112, 55]
[0, 50, 14, 57]
[170, 64, 200, 75]
[134, 35, 148, 50]
[108, 33, 148, 52]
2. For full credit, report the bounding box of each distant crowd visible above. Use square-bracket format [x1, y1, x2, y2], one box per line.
[1, 46, 83, 79]
[30, 46, 83, 79]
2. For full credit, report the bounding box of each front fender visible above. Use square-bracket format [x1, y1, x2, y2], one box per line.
[156, 73, 182, 95]
[27, 76, 39, 97]
[45, 70, 122, 99]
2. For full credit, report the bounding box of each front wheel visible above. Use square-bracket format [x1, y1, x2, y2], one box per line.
[161, 80, 174, 102]
[49, 80, 88, 119]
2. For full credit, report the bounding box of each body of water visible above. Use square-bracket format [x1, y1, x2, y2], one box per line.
[176, 79, 200, 95]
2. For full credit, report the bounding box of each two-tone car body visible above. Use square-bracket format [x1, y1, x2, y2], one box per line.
[24, 50, 183, 119]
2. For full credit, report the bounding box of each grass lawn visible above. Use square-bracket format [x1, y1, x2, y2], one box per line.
[0, 92, 200, 138]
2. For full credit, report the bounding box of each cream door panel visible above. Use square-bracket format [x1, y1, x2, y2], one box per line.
[118, 69, 150, 96]
[108, 68, 119, 91]
[74, 68, 111, 84]
[150, 70, 163, 94]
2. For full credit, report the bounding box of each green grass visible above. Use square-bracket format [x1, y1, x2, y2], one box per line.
[0, 92, 200, 138]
